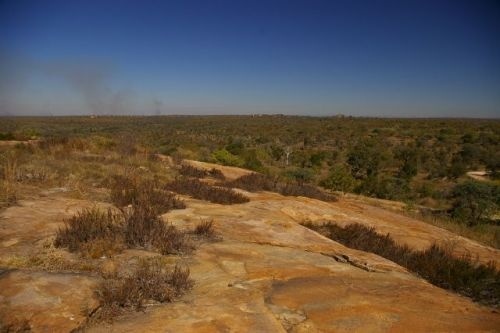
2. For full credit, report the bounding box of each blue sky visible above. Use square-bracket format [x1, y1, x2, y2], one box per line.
[1, 0, 499, 117]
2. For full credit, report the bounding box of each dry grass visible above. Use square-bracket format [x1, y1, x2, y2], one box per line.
[110, 175, 185, 214]
[178, 164, 225, 180]
[54, 208, 124, 257]
[94, 257, 193, 320]
[302, 221, 500, 307]
[166, 178, 249, 204]
[55, 205, 192, 257]
[123, 205, 193, 255]
[0, 153, 19, 207]
[191, 219, 219, 241]
[222, 173, 337, 202]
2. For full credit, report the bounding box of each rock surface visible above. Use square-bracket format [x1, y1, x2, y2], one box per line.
[0, 167, 499, 332]
[0, 270, 98, 332]
[88, 193, 500, 332]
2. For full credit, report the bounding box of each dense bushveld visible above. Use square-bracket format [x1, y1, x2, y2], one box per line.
[0, 116, 499, 246]
[302, 221, 500, 307]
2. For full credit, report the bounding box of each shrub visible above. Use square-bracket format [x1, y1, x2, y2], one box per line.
[110, 175, 185, 214]
[123, 205, 192, 255]
[95, 258, 193, 319]
[211, 149, 244, 167]
[320, 166, 357, 193]
[0, 132, 15, 141]
[179, 164, 207, 178]
[450, 181, 499, 226]
[302, 222, 500, 306]
[221, 173, 276, 192]
[165, 178, 249, 204]
[55, 206, 192, 256]
[221, 173, 337, 202]
[208, 168, 225, 180]
[54, 208, 124, 256]
[178, 164, 225, 180]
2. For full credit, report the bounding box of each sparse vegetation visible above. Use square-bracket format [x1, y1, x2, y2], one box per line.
[191, 219, 216, 238]
[95, 257, 193, 320]
[178, 164, 225, 180]
[123, 205, 192, 255]
[55, 204, 191, 257]
[221, 172, 337, 202]
[166, 178, 249, 204]
[302, 222, 500, 307]
[110, 175, 185, 214]
[54, 208, 124, 258]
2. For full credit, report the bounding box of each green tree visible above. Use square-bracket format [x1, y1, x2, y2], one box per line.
[450, 181, 499, 226]
[447, 155, 466, 179]
[211, 149, 244, 167]
[347, 140, 382, 179]
[320, 166, 357, 193]
[395, 145, 419, 180]
[284, 168, 313, 185]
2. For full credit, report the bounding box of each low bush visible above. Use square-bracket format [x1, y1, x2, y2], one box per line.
[0, 131, 15, 140]
[208, 168, 225, 180]
[110, 175, 185, 214]
[178, 164, 225, 180]
[222, 173, 276, 192]
[54, 208, 124, 256]
[123, 204, 193, 255]
[302, 222, 500, 306]
[166, 178, 249, 204]
[95, 258, 193, 319]
[55, 205, 192, 256]
[221, 173, 337, 202]
[179, 164, 207, 178]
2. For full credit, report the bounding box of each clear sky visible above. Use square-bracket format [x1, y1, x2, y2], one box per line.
[1, 0, 499, 117]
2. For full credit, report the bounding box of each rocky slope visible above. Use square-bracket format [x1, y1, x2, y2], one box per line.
[0, 162, 499, 332]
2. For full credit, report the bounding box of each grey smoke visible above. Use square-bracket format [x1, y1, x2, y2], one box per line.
[0, 51, 134, 115]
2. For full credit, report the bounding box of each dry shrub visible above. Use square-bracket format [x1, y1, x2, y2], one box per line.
[110, 175, 185, 214]
[155, 223, 193, 255]
[122, 205, 192, 255]
[54, 208, 124, 256]
[95, 258, 193, 319]
[208, 168, 225, 180]
[179, 164, 207, 178]
[302, 221, 500, 306]
[222, 172, 276, 192]
[178, 164, 225, 180]
[191, 219, 218, 240]
[166, 178, 249, 204]
[222, 173, 337, 202]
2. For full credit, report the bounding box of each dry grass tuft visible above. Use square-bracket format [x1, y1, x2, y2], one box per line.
[123, 205, 193, 255]
[166, 178, 249, 204]
[55, 205, 192, 257]
[54, 208, 124, 257]
[110, 175, 185, 214]
[191, 219, 219, 240]
[94, 257, 193, 320]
